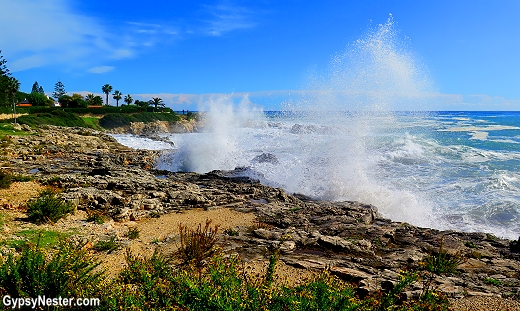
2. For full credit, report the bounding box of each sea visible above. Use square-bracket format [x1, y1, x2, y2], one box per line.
[112, 17, 520, 240]
[112, 109, 520, 240]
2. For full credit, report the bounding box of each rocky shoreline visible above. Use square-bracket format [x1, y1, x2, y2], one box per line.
[1, 125, 520, 307]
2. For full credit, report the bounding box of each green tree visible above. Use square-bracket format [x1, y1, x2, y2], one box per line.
[15, 91, 30, 103]
[27, 93, 51, 106]
[58, 95, 72, 108]
[85, 93, 103, 106]
[5, 77, 20, 123]
[149, 97, 165, 111]
[91, 95, 103, 106]
[0, 51, 11, 107]
[31, 81, 40, 94]
[124, 94, 133, 106]
[52, 81, 66, 99]
[135, 100, 149, 108]
[113, 90, 122, 107]
[71, 93, 87, 108]
[0, 50, 10, 77]
[38, 86, 44, 94]
[59, 93, 86, 108]
[85, 93, 95, 104]
[102, 84, 112, 106]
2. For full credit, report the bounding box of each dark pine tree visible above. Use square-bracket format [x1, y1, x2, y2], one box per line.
[53, 81, 66, 99]
[31, 81, 40, 94]
[0, 50, 10, 77]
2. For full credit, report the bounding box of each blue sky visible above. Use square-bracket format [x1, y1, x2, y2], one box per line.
[2, 0, 520, 110]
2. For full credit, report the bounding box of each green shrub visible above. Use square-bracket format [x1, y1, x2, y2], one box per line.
[86, 211, 106, 224]
[126, 227, 140, 240]
[17, 110, 89, 128]
[26, 189, 75, 224]
[0, 170, 12, 189]
[464, 241, 477, 248]
[422, 251, 463, 275]
[0, 240, 104, 299]
[223, 228, 239, 236]
[421, 239, 464, 275]
[98, 112, 180, 129]
[132, 112, 180, 123]
[94, 235, 119, 253]
[11, 174, 34, 182]
[485, 278, 502, 286]
[98, 113, 134, 129]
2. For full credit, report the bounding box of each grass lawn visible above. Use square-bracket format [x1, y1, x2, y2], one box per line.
[81, 117, 103, 130]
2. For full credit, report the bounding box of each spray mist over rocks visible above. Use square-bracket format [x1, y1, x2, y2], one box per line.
[157, 16, 438, 229]
[152, 16, 520, 239]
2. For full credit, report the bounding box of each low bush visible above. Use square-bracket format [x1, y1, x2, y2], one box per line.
[125, 227, 140, 240]
[421, 248, 463, 275]
[26, 189, 75, 224]
[176, 219, 219, 269]
[87, 211, 106, 224]
[98, 113, 133, 129]
[94, 235, 119, 253]
[98, 112, 180, 129]
[485, 278, 502, 286]
[0, 219, 454, 311]
[0, 240, 104, 299]
[0, 170, 12, 189]
[6, 229, 73, 250]
[17, 110, 88, 128]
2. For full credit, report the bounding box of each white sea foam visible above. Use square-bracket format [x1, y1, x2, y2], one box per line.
[110, 134, 173, 150]
[115, 16, 520, 240]
[469, 131, 488, 141]
[439, 125, 520, 132]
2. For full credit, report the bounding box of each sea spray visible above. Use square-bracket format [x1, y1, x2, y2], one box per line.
[146, 17, 520, 239]
[299, 15, 433, 113]
[157, 16, 438, 228]
[158, 95, 266, 173]
[277, 15, 437, 227]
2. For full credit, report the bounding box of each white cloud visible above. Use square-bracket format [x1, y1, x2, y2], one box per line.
[9, 55, 48, 72]
[127, 91, 520, 111]
[0, 0, 155, 73]
[132, 93, 200, 106]
[88, 66, 114, 74]
[202, 4, 256, 36]
[0, 1, 260, 73]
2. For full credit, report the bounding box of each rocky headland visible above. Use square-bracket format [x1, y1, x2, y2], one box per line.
[1, 125, 519, 309]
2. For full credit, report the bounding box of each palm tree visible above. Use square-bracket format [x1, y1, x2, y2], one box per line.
[101, 84, 112, 106]
[113, 90, 122, 107]
[148, 97, 165, 111]
[124, 94, 133, 106]
[6, 77, 20, 123]
[85, 93, 95, 104]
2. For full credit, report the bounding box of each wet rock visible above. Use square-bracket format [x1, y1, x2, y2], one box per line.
[252, 153, 279, 164]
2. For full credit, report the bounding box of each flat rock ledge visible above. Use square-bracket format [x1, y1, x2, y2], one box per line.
[2, 125, 519, 301]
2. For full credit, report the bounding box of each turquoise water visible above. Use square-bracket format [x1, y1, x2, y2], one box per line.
[147, 110, 519, 240]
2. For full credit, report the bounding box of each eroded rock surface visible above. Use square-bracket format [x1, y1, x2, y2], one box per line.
[2, 125, 519, 300]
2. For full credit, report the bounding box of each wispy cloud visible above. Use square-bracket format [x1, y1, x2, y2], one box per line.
[202, 4, 257, 36]
[0, 0, 261, 74]
[88, 66, 114, 74]
[0, 0, 159, 73]
[128, 91, 520, 111]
